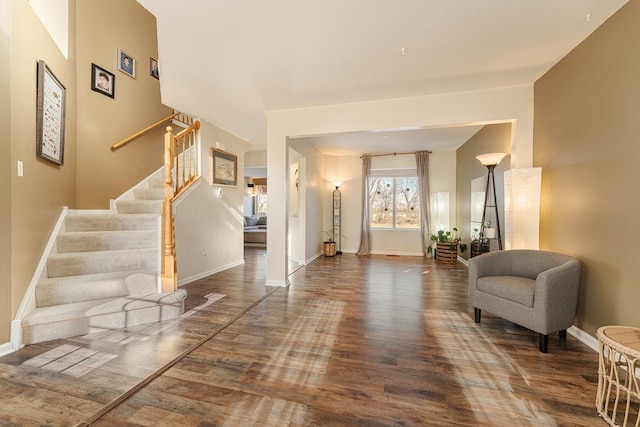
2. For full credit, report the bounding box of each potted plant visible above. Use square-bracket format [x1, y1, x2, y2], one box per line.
[427, 227, 466, 261]
[322, 230, 336, 257]
[470, 226, 490, 258]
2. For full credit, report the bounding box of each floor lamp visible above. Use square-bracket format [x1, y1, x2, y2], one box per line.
[476, 153, 506, 250]
[332, 182, 342, 255]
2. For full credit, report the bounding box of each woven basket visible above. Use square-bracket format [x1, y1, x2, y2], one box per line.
[323, 242, 336, 257]
[436, 241, 458, 263]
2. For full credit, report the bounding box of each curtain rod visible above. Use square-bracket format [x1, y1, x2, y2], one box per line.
[360, 150, 431, 159]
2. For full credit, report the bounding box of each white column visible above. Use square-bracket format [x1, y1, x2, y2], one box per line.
[266, 134, 290, 287]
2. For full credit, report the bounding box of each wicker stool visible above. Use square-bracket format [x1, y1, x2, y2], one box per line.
[596, 326, 640, 426]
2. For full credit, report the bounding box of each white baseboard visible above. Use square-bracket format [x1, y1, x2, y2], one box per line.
[370, 250, 424, 257]
[306, 252, 323, 264]
[14, 207, 68, 324]
[0, 341, 14, 357]
[568, 325, 599, 352]
[265, 279, 290, 287]
[457, 256, 469, 266]
[178, 259, 245, 287]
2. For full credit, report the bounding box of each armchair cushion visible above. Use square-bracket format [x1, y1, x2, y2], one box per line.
[477, 276, 535, 307]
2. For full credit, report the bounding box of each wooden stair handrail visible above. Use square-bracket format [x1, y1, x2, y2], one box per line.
[110, 113, 200, 293]
[111, 112, 180, 151]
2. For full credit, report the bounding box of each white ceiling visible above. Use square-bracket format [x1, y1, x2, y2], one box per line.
[137, 0, 628, 154]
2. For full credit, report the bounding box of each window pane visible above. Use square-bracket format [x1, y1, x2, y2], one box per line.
[394, 177, 420, 229]
[369, 177, 394, 228]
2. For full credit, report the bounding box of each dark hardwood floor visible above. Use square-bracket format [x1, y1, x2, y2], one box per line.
[0, 248, 604, 426]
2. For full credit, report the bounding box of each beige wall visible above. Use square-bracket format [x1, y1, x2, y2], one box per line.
[534, 0, 640, 335]
[76, 0, 172, 208]
[0, 6, 11, 342]
[8, 0, 78, 341]
[456, 124, 511, 260]
[2, 0, 172, 342]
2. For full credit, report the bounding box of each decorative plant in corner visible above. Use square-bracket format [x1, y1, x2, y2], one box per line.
[470, 222, 491, 256]
[427, 227, 466, 256]
[322, 230, 335, 243]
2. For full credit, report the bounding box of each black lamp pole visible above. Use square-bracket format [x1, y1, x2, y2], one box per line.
[480, 164, 503, 250]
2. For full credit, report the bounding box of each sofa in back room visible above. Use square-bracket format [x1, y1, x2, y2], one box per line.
[244, 215, 266, 245]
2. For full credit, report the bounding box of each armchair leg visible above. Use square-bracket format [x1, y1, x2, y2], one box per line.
[474, 308, 481, 323]
[559, 330, 567, 339]
[539, 334, 549, 353]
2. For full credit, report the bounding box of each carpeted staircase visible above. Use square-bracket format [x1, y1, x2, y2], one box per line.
[21, 177, 187, 344]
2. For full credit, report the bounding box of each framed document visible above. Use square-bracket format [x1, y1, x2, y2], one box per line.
[36, 60, 66, 165]
[211, 148, 238, 186]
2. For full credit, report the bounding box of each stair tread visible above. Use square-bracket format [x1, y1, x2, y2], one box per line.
[23, 289, 187, 326]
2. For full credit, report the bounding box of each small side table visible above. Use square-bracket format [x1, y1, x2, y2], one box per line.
[596, 326, 640, 426]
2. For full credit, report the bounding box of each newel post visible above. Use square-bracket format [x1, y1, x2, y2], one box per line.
[161, 126, 177, 292]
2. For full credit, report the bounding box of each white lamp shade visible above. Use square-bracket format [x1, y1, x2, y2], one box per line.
[476, 152, 507, 166]
[504, 168, 542, 250]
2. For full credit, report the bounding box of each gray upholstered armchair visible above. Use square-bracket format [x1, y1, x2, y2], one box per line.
[468, 250, 581, 353]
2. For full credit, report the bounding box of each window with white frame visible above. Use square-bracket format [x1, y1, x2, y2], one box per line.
[369, 176, 420, 229]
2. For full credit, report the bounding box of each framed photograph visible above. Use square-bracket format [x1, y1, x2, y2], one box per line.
[91, 63, 115, 98]
[150, 57, 159, 79]
[211, 148, 238, 187]
[117, 49, 135, 78]
[36, 60, 66, 165]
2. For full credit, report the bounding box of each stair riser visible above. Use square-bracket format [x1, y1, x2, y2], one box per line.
[56, 231, 157, 253]
[23, 301, 185, 345]
[65, 215, 158, 232]
[116, 200, 163, 214]
[47, 250, 158, 278]
[148, 178, 164, 189]
[133, 188, 165, 200]
[36, 279, 129, 308]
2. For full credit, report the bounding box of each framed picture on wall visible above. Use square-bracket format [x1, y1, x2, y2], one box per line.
[211, 148, 238, 186]
[117, 49, 136, 78]
[36, 60, 66, 166]
[90, 63, 115, 98]
[150, 57, 159, 79]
